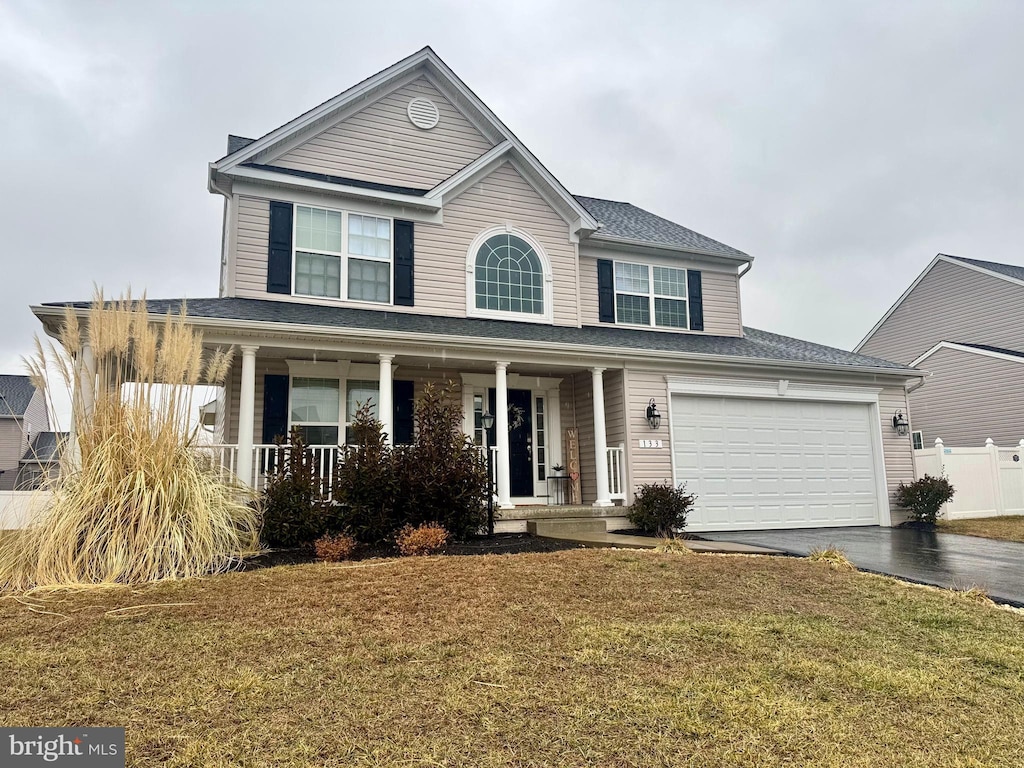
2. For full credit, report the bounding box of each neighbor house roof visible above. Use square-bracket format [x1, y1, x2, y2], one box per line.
[575, 196, 750, 260]
[20, 432, 66, 464]
[956, 342, 1024, 358]
[0, 375, 36, 417]
[39, 298, 918, 375]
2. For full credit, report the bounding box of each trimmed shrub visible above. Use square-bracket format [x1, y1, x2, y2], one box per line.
[628, 481, 696, 537]
[396, 522, 449, 556]
[314, 532, 357, 562]
[654, 537, 692, 555]
[895, 474, 955, 524]
[260, 429, 331, 548]
[334, 402, 400, 544]
[396, 382, 489, 539]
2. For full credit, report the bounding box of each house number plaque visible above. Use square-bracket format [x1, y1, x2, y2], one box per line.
[638, 439, 663, 449]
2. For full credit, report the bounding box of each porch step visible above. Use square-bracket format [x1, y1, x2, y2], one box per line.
[508, 505, 624, 521]
[527, 517, 609, 536]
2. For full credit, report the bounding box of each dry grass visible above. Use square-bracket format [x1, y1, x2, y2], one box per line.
[0, 292, 259, 590]
[938, 515, 1024, 543]
[1, 550, 1023, 767]
[807, 546, 856, 571]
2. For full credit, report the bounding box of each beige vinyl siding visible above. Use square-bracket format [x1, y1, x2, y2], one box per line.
[234, 196, 270, 298]
[22, 389, 49, 438]
[0, 421, 25, 490]
[623, 371, 673, 500]
[272, 77, 494, 190]
[908, 348, 1024, 446]
[229, 163, 580, 325]
[570, 372, 596, 505]
[577, 253, 742, 336]
[419, 161, 579, 325]
[880, 385, 915, 524]
[859, 259, 1024, 364]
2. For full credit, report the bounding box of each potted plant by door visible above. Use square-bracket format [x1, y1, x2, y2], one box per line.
[548, 464, 567, 505]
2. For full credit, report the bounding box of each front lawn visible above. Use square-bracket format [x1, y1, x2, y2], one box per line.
[2, 550, 1023, 767]
[939, 515, 1024, 542]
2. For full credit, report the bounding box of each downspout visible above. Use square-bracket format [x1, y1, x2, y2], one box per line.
[736, 260, 753, 336]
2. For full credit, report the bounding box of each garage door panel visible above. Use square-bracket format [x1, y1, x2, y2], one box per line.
[673, 394, 880, 531]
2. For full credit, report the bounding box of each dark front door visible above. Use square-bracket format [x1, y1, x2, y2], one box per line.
[488, 388, 534, 497]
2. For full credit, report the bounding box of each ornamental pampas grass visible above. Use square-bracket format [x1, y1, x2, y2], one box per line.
[0, 291, 260, 591]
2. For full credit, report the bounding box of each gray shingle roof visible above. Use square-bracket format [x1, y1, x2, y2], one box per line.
[47, 298, 915, 373]
[20, 432, 66, 464]
[945, 254, 1024, 282]
[226, 135, 256, 155]
[575, 196, 750, 260]
[0, 375, 36, 417]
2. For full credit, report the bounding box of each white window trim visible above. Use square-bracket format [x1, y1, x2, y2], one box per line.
[912, 430, 924, 450]
[285, 360, 383, 446]
[465, 225, 554, 324]
[613, 260, 689, 330]
[291, 203, 394, 307]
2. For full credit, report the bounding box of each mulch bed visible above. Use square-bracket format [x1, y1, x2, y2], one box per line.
[242, 533, 582, 569]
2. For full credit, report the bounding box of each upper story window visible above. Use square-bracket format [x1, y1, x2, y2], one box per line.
[468, 227, 551, 321]
[614, 261, 689, 329]
[293, 205, 391, 304]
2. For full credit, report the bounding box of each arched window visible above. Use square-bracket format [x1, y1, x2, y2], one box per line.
[473, 233, 545, 315]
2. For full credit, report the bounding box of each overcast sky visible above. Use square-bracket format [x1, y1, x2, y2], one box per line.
[2, 0, 1022, 384]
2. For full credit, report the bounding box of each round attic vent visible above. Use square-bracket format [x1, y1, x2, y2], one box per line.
[407, 97, 440, 130]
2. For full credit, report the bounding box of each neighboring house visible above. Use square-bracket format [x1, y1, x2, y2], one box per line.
[16, 431, 67, 490]
[856, 254, 1024, 447]
[0, 374, 50, 491]
[33, 47, 923, 532]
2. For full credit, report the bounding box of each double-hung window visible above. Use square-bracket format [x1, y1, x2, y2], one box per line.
[614, 262, 689, 329]
[293, 206, 392, 304]
[290, 377, 340, 444]
[344, 380, 379, 444]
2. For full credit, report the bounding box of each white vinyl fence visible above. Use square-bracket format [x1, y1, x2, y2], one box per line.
[914, 438, 1024, 519]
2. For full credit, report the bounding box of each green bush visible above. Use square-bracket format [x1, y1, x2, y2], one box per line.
[259, 429, 332, 548]
[895, 474, 955, 524]
[335, 402, 400, 544]
[333, 382, 489, 544]
[628, 481, 696, 537]
[396, 382, 489, 539]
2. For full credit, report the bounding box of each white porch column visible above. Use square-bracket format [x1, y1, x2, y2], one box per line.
[66, 341, 96, 470]
[236, 344, 259, 487]
[495, 361, 513, 509]
[592, 367, 612, 507]
[378, 354, 394, 445]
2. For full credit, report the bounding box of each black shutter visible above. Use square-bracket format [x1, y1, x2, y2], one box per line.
[687, 269, 704, 331]
[267, 201, 293, 294]
[261, 374, 289, 443]
[393, 220, 414, 306]
[392, 380, 414, 444]
[597, 259, 615, 323]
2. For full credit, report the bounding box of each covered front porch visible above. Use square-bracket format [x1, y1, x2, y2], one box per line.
[204, 341, 628, 516]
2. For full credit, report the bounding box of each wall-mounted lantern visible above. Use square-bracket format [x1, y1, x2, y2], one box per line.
[892, 409, 909, 437]
[481, 410, 495, 431]
[646, 398, 662, 430]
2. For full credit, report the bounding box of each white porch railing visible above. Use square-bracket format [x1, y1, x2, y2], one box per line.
[914, 438, 1024, 519]
[607, 443, 626, 501]
[205, 444, 342, 497]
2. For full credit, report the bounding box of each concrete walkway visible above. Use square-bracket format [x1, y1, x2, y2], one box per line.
[534, 529, 783, 555]
[701, 526, 1024, 607]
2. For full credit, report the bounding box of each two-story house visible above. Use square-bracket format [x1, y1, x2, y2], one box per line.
[0, 374, 50, 490]
[856, 254, 1024, 448]
[33, 48, 923, 532]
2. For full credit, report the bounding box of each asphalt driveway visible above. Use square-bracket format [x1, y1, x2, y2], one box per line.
[700, 526, 1024, 606]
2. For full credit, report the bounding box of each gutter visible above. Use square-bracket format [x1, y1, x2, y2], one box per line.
[31, 305, 926, 381]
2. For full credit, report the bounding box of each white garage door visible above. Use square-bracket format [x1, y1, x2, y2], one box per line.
[672, 395, 880, 531]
